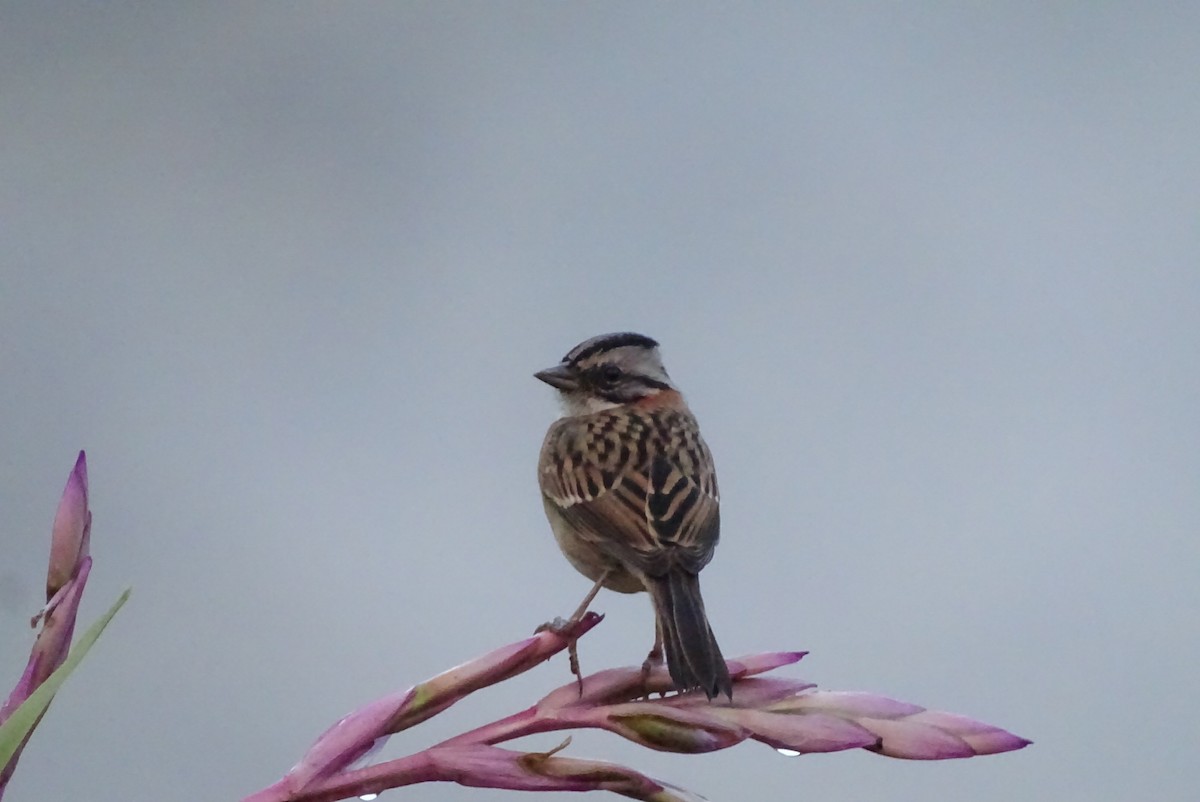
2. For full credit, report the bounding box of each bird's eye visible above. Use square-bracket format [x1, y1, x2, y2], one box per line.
[599, 365, 623, 385]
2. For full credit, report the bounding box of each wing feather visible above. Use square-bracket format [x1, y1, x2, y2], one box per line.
[539, 409, 720, 576]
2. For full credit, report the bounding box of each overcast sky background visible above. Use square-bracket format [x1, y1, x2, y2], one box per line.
[2, 4, 1197, 801]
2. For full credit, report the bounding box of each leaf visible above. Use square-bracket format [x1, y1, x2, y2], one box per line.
[0, 588, 130, 767]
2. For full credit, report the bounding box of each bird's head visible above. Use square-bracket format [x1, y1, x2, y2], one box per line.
[535, 332, 676, 415]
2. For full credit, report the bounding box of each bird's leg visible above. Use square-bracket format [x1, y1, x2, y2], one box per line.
[535, 571, 611, 696]
[640, 618, 665, 698]
[568, 573, 608, 622]
[535, 573, 609, 633]
[566, 572, 609, 695]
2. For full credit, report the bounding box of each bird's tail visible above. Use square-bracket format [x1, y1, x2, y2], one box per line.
[647, 571, 732, 700]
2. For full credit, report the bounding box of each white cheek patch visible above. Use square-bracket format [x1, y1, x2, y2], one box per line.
[557, 393, 620, 416]
[584, 396, 622, 413]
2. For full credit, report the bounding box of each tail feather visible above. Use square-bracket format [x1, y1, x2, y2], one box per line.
[649, 571, 731, 700]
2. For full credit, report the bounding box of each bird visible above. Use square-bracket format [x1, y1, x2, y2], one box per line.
[535, 332, 731, 700]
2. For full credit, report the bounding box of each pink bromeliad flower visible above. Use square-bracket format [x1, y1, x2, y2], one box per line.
[246, 620, 1029, 802]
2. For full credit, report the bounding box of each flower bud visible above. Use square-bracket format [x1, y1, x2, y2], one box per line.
[46, 451, 90, 600]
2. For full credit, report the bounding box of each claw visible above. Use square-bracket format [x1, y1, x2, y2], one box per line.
[540, 573, 612, 693]
[534, 616, 574, 636]
[534, 616, 587, 696]
[569, 640, 584, 697]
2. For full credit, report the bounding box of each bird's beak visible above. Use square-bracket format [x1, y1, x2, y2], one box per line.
[534, 363, 580, 391]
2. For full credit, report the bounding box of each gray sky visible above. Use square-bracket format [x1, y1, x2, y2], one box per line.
[2, 4, 1197, 801]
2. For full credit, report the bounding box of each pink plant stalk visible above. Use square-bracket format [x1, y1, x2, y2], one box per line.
[0, 452, 93, 799]
[245, 621, 1030, 802]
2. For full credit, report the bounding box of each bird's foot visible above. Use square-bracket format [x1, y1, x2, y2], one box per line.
[535, 616, 587, 697]
[639, 643, 665, 699]
[534, 616, 574, 636]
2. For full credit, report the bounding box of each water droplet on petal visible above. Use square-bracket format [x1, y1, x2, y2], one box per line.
[776, 748, 801, 757]
[359, 795, 378, 801]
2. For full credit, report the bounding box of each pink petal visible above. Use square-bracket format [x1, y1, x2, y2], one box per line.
[777, 690, 925, 719]
[907, 710, 1032, 754]
[286, 689, 415, 789]
[428, 744, 699, 800]
[0, 558, 93, 725]
[593, 702, 746, 753]
[730, 709, 879, 753]
[46, 451, 89, 600]
[726, 651, 807, 678]
[859, 718, 976, 760]
[959, 728, 1033, 754]
[538, 666, 647, 710]
[727, 677, 818, 707]
[431, 745, 576, 791]
[424, 613, 603, 706]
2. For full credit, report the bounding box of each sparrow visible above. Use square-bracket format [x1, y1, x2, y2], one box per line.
[535, 332, 731, 700]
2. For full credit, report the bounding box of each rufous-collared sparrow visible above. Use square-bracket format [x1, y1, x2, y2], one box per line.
[535, 332, 731, 700]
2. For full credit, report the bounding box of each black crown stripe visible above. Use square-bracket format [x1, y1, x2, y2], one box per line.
[565, 332, 660, 364]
